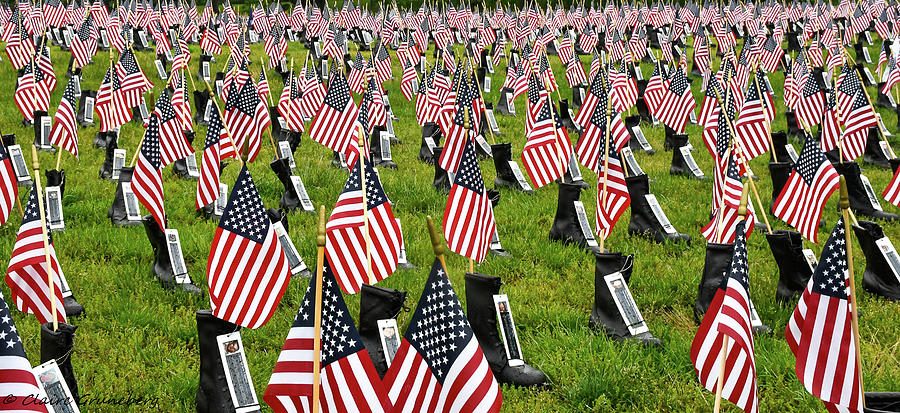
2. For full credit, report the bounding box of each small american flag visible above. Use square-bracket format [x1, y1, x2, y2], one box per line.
[172, 74, 192, 132]
[576, 72, 630, 173]
[399, 57, 418, 101]
[95, 66, 132, 132]
[374, 41, 392, 83]
[195, 109, 235, 210]
[200, 25, 221, 55]
[786, 218, 863, 412]
[207, 165, 290, 329]
[656, 67, 696, 134]
[223, 78, 270, 163]
[733, 78, 770, 161]
[0, 290, 50, 413]
[49, 75, 80, 158]
[443, 140, 496, 263]
[5, 183, 67, 325]
[71, 14, 97, 68]
[309, 67, 359, 156]
[115, 49, 153, 107]
[263, 263, 391, 413]
[264, 21, 286, 68]
[439, 73, 478, 175]
[836, 64, 862, 117]
[760, 34, 783, 73]
[301, 64, 326, 119]
[840, 89, 878, 161]
[133, 115, 167, 230]
[796, 68, 826, 129]
[153, 89, 195, 167]
[700, 75, 725, 156]
[0, 142, 18, 226]
[325, 156, 402, 295]
[348, 51, 367, 94]
[385, 259, 502, 412]
[691, 220, 758, 413]
[644, 63, 668, 118]
[257, 67, 271, 103]
[821, 91, 842, 154]
[14, 58, 51, 122]
[4, 14, 33, 70]
[772, 136, 840, 243]
[522, 94, 571, 189]
[595, 145, 630, 239]
[277, 75, 305, 133]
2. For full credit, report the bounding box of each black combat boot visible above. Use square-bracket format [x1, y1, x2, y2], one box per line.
[108, 167, 139, 226]
[358, 284, 408, 378]
[45, 169, 66, 198]
[465, 272, 550, 388]
[270, 158, 301, 212]
[766, 230, 813, 305]
[785, 111, 801, 140]
[853, 220, 900, 301]
[549, 182, 601, 253]
[193, 89, 210, 126]
[670, 134, 702, 179]
[863, 126, 892, 169]
[557, 99, 578, 131]
[695, 243, 734, 323]
[432, 146, 451, 193]
[142, 215, 203, 295]
[492, 143, 533, 193]
[877, 83, 895, 108]
[770, 131, 792, 163]
[419, 123, 441, 164]
[172, 132, 197, 180]
[371, 127, 398, 169]
[495, 86, 516, 116]
[833, 161, 899, 221]
[195, 310, 240, 413]
[769, 161, 793, 213]
[41, 322, 79, 405]
[625, 115, 654, 155]
[625, 174, 691, 244]
[590, 252, 662, 346]
[98, 134, 117, 180]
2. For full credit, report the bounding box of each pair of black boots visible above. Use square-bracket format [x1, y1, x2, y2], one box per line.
[591, 252, 663, 346]
[833, 161, 899, 221]
[626, 174, 691, 244]
[357, 278, 549, 388]
[695, 243, 773, 335]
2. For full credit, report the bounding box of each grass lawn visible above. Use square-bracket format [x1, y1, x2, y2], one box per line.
[1, 34, 899, 412]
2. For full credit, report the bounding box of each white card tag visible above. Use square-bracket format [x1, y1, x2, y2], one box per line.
[486, 55, 495, 73]
[423, 137, 436, 154]
[507, 161, 533, 191]
[492, 294, 525, 366]
[278, 141, 295, 169]
[860, 175, 884, 211]
[33, 359, 81, 413]
[864, 31, 873, 45]
[889, 92, 898, 108]
[137, 30, 148, 47]
[504, 92, 516, 115]
[386, 116, 395, 135]
[863, 67, 877, 84]
[84, 97, 94, 122]
[138, 101, 149, 122]
[216, 332, 261, 413]
[631, 125, 653, 151]
[248, 31, 259, 42]
[273, 221, 307, 275]
[689, 108, 698, 124]
[679, 146, 705, 178]
[620, 147, 645, 176]
[878, 115, 893, 137]
[72, 76, 80, 98]
[122, 182, 142, 222]
[8, 145, 31, 184]
[645, 194, 677, 234]
[46, 186, 64, 231]
[490, 228, 504, 251]
[880, 141, 893, 159]
[875, 237, 900, 284]
[164, 49, 173, 61]
[395, 218, 409, 264]
[862, 45, 872, 63]
[185, 153, 200, 178]
[277, 115, 288, 130]
[215, 183, 228, 216]
[202, 61, 210, 81]
[339, 152, 348, 169]
[567, 152, 584, 181]
[802, 248, 819, 272]
[483, 76, 491, 93]
[204, 100, 213, 122]
[165, 228, 190, 284]
[290, 176, 315, 213]
[763, 75, 774, 94]
[39, 116, 52, 148]
[785, 144, 799, 163]
[379, 133, 393, 161]
[378, 318, 402, 367]
[748, 297, 764, 328]
[215, 79, 224, 96]
[573, 200, 599, 247]
[603, 271, 650, 336]
[647, 47, 657, 62]
[474, 134, 492, 156]
[100, 29, 109, 47]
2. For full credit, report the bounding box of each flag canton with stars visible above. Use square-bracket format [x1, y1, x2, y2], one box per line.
[0, 292, 25, 356]
[227, 80, 261, 116]
[294, 264, 366, 365]
[706, 74, 724, 100]
[802, 71, 823, 97]
[716, 107, 733, 157]
[362, 159, 390, 210]
[156, 89, 177, 122]
[357, 86, 373, 130]
[453, 77, 477, 128]
[795, 136, 828, 184]
[204, 110, 225, 150]
[219, 166, 269, 244]
[404, 259, 474, 383]
[141, 115, 162, 169]
[812, 219, 850, 299]
[726, 220, 751, 291]
[62, 75, 78, 104]
[589, 79, 610, 128]
[668, 68, 690, 96]
[119, 50, 140, 74]
[851, 88, 871, 112]
[452, 142, 486, 194]
[78, 15, 94, 40]
[839, 65, 861, 96]
[324, 70, 351, 111]
[352, 51, 365, 71]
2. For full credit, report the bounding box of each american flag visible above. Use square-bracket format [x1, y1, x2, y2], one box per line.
[414, 65, 431, 125]
[71, 14, 97, 68]
[565, 54, 588, 88]
[207, 165, 290, 329]
[35, 43, 56, 94]
[385, 258, 502, 412]
[0, 291, 50, 413]
[4, 13, 33, 70]
[374, 42, 392, 83]
[595, 145, 630, 239]
[49, 76, 80, 158]
[883, 162, 900, 207]
[115, 49, 153, 107]
[14, 59, 51, 122]
[772, 136, 840, 243]
[5, 183, 67, 326]
[309, 67, 359, 156]
[644, 62, 667, 118]
[172, 74, 192, 132]
[348, 52, 367, 94]
[439, 72, 477, 175]
[277, 75, 304, 132]
[257, 68, 271, 103]
[761, 35, 784, 73]
[700, 75, 725, 156]
[95, 66, 132, 132]
[263, 263, 391, 413]
[836, 64, 863, 121]
[132, 115, 167, 234]
[325, 156, 402, 295]
[796, 68, 826, 129]
[200, 26, 221, 56]
[733, 79, 770, 161]
[821, 91, 842, 154]
[301, 64, 326, 119]
[150, 21, 172, 55]
[153, 89, 195, 167]
[223, 79, 270, 163]
[657, 67, 697, 134]
[690, 220, 758, 413]
[702, 152, 753, 244]
[576, 72, 630, 173]
[786, 218, 863, 412]
[171, 32, 191, 72]
[399, 58, 418, 101]
[195, 110, 235, 210]
[841, 89, 878, 161]
[0, 142, 18, 226]
[264, 21, 287, 68]
[611, 62, 638, 112]
[522, 94, 571, 188]
[882, 55, 900, 96]
[443, 140, 496, 263]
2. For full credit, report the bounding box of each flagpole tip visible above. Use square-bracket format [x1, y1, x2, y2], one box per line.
[426, 216, 444, 257]
[738, 185, 749, 218]
[839, 175, 850, 210]
[317, 205, 326, 247]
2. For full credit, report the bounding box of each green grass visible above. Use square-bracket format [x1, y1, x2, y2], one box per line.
[2, 36, 900, 412]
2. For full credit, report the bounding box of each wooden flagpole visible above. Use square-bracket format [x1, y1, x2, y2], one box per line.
[311, 205, 326, 413]
[713, 185, 750, 413]
[30, 146, 58, 331]
[839, 175, 867, 408]
[598, 66, 613, 252]
[426, 215, 449, 277]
